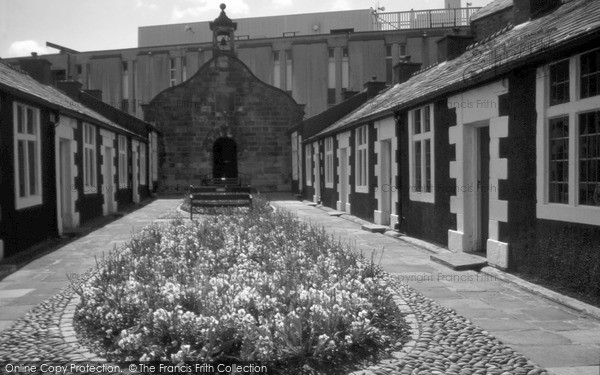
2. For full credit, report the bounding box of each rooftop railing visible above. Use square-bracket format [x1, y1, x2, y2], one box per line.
[373, 7, 482, 30]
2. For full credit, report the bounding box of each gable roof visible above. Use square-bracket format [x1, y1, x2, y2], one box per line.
[0, 61, 139, 137]
[301, 91, 368, 140]
[312, 0, 600, 139]
[470, 0, 513, 22]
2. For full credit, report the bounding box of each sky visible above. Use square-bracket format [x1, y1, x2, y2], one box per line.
[0, 0, 494, 58]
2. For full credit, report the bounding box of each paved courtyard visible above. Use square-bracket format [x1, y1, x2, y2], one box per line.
[0, 195, 599, 375]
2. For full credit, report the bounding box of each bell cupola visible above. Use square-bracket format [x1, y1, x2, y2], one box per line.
[209, 3, 237, 54]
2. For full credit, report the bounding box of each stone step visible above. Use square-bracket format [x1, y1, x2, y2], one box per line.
[361, 224, 388, 233]
[303, 200, 318, 206]
[327, 211, 345, 217]
[430, 252, 488, 271]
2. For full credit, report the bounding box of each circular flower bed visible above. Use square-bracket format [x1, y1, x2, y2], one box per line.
[73, 198, 409, 373]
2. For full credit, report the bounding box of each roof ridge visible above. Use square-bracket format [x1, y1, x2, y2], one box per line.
[465, 23, 514, 51]
[412, 61, 439, 77]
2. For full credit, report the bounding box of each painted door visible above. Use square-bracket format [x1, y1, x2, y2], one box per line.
[476, 126, 490, 253]
[340, 148, 348, 210]
[381, 140, 393, 225]
[59, 139, 73, 229]
[103, 146, 115, 214]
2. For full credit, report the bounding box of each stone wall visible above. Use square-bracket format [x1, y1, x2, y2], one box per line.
[145, 54, 304, 192]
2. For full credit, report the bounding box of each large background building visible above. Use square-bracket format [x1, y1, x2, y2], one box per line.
[4, 1, 480, 120]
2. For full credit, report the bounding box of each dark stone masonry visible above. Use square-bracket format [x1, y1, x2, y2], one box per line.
[145, 54, 304, 192]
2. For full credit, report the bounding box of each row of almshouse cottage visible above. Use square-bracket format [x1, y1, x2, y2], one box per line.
[0, 60, 160, 260]
[292, 0, 600, 302]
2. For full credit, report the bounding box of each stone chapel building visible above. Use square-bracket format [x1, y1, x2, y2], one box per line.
[144, 4, 305, 192]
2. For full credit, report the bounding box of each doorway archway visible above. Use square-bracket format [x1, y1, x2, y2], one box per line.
[212, 137, 238, 179]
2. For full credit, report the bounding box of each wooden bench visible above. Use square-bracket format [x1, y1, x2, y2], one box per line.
[189, 185, 253, 219]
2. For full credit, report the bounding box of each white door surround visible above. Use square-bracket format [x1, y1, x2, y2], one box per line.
[336, 132, 351, 212]
[447, 81, 510, 269]
[313, 141, 321, 203]
[374, 118, 399, 227]
[55, 117, 79, 235]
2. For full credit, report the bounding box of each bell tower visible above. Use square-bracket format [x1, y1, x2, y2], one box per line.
[209, 3, 237, 54]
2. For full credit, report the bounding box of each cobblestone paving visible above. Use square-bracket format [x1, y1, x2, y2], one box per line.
[0, 268, 549, 375]
[0, 197, 594, 374]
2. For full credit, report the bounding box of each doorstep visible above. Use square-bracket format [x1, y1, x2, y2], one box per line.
[430, 252, 488, 271]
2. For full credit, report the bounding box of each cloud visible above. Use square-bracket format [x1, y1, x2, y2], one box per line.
[272, 0, 292, 7]
[331, 0, 352, 11]
[135, 0, 159, 10]
[171, 0, 250, 21]
[7, 40, 51, 58]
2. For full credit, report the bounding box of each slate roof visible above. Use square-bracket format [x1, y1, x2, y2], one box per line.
[311, 0, 600, 140]
[0, 61, 138, 137]
[470, 0, 513, 22]
[301, 91, 368, 140]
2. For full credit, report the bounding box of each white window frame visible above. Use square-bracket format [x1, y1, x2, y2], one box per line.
[118, 135, 128, 189]
[305, 144, 312, 186]
[408, 104, 435, 203]
[83, 123, 97, 194]
[140, 142, 147, 186]
[536, 49, 600, 226]
[325, 137, 334, 188]
[13, 102, 42, 209]
[355, 125, 368, 193]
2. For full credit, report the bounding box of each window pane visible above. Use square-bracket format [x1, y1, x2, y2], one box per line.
[579, 111, 600, 206]
[18, 140, 26, 197]
[17, 105, 24, 134]
[424, 106, 431, 132]
[581, 49, 600, 99]
[549, 60, 570, 106]
[549, 117, 569, 203]
[415, 141, 422, 192]
[28, 140, 37, 195]
[414, 109, 421, 134]
[26, 108, 34, 134]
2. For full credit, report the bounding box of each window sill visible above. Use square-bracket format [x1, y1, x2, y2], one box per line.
[355, 185, 368, 194]
[409, 191, 435, 204]
[537, 204, 600, 226]
[15, 195, 42, 210]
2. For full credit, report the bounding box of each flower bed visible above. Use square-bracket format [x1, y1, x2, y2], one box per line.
[73, 198, 408, 374]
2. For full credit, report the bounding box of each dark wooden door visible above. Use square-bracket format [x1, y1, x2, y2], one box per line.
[213, 137, 238, 179]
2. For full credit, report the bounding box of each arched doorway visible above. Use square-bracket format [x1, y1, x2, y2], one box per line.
[213, 137, 238, 179]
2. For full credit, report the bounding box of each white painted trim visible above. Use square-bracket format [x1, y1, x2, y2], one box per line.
[536, 53, 600, 225]
[312, 141, 321, 202]
[100, 129, 117, 215]
[374, 117, 398, 226]
[336, 132, 351, 212]
[324, 137, 334, 188]
[82, 123, 97, 195]
[55, 116, 79, 235]
[305, 143, 312, 186]
[447, 80, 510, 253]
[13, 102, 43, 210]
[408, 104, 435, 203]
[355, 125, 369, 194]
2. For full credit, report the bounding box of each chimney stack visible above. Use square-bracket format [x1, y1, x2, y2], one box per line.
[393, 57, 422, 84]
[56, 80, 83, 98]
[84, 89, 103, 101]
[17, 58, 53, 85]
[363, 76, 387, 99]
[436, 34, 474, 62]
[513, 0, 562, 25]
